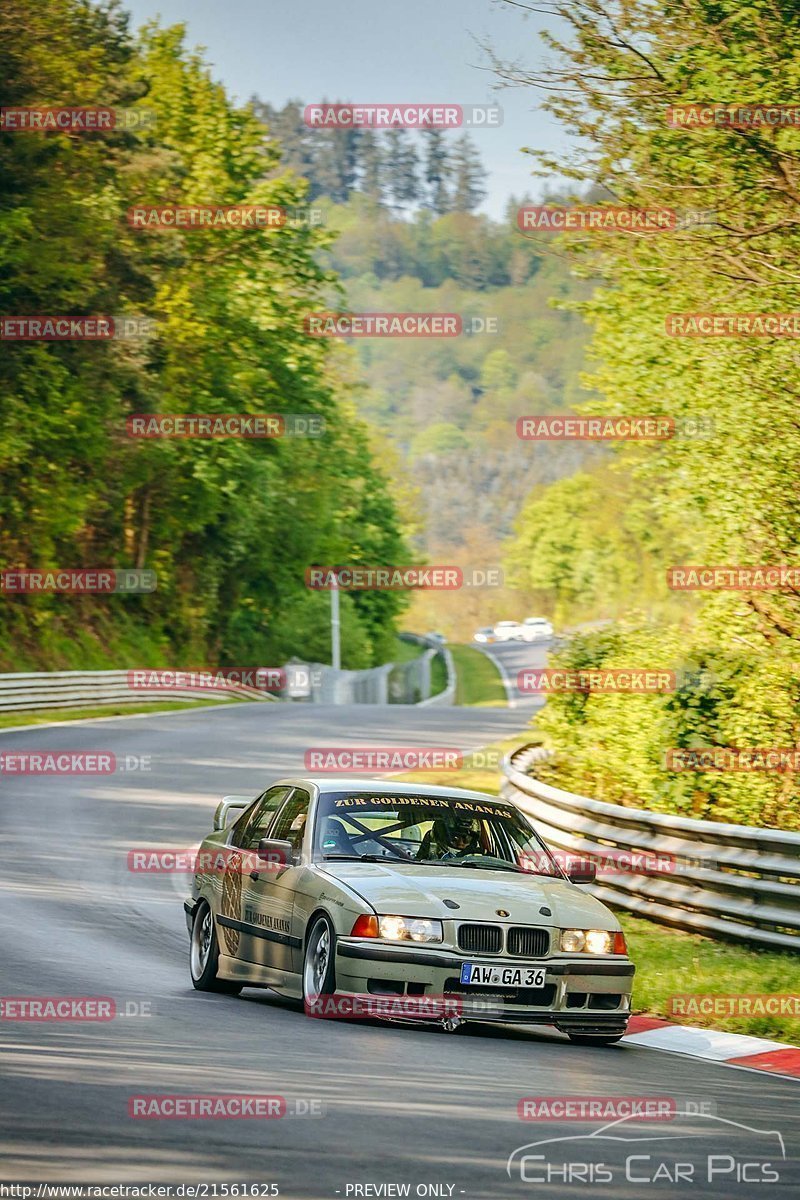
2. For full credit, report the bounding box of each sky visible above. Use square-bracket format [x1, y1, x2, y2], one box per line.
[122, 0, 573, 218]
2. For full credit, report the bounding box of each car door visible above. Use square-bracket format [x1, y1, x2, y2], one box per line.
[236, 787, 311, 979]
[216, 785, 292, 961]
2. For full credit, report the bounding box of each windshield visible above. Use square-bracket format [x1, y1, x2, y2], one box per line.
[313, 791, 563, 876]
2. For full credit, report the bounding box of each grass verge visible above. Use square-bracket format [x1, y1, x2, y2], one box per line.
[619, 913, 800, 1043]
[0, 696, 254, 730]
[450, 644, 507, 706]
[395, 742, 800, 1044]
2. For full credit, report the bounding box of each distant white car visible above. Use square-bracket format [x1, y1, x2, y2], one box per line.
[493, 620, 524, 642]
[473, 627, 496, 644]
[521, 618, 554, 642]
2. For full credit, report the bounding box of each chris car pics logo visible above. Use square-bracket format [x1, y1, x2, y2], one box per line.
[507, 1113, 785, 1185]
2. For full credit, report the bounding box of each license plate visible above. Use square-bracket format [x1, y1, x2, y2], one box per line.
[460, 962, 547, 988]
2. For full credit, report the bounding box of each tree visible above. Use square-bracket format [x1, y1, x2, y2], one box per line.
[421, 128, 452, 215]
[249, 98, 316, 185]
[384, 128, 420, 208]
[451, 134, 486, 212]
[0, 6, 411, 670]
[493, 0, 800, 824]
[358, 129, 384, 203]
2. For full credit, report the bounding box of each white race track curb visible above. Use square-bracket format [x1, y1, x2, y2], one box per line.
[622, 1016, 800, 1080]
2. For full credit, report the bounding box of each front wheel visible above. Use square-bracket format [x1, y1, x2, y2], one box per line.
[567, 1033, 624, 1046]
[190, 900, 242, 994]
[303, 915, 336, 1012]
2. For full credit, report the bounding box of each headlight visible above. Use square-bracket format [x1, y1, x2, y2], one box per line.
[584, 929, 613, 954]
[378, 915, 443, 943]
[560, 928, 616, 954]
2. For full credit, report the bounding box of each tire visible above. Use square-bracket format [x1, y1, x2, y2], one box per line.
[303, 915, 336, 1011]
[190, 900, 242, 995]
[567, 1033, 624, 1045]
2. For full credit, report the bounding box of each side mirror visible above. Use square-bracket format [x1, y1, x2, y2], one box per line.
[567, 859, 597, 885]
[257, 837, 294, 872]
[213, 795, 252, 831]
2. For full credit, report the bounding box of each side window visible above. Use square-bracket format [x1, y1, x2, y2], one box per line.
[270, 789, 311, 860]
[231, 786, 292, 849]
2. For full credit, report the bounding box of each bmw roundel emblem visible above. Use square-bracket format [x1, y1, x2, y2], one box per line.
[496, 908, 510, 917]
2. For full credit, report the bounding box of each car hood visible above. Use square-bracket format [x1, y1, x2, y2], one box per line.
[317, 861, 617, 928]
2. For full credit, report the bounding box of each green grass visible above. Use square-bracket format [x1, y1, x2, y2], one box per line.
[620, 913, 800, 1043]
[391, 636, 426, 664]
[393, 731, 535, 799]
[396, 744, 800, 1045]
[450, 644, 508, 706]
[430, 650, 448, 696]
[0, 696, 254, 729]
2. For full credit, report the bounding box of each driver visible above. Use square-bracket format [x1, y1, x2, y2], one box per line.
[419, 815, 482, 861]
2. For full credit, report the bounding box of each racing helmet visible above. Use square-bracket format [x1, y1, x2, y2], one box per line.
[434, 814, 480, 855]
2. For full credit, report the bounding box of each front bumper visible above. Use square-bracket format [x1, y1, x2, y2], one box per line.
[335, 937, 634, 1031]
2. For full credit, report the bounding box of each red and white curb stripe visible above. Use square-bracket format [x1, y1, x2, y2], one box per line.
[622, 1015, 800, 1078]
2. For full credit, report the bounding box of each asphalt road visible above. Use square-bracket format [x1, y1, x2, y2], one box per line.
[474, 639, 549, 709]
[0, 699, 797, 1198]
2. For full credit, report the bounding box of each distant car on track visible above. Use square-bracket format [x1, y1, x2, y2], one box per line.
[493, 620, 524, 642]
[186, 779, 633, 1042]
[521, 617, 554, 642]
[473, 626, 496, 643]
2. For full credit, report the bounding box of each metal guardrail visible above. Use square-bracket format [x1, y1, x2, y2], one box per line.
[502, 743, 800, 951]
[0, 670, 275, 713]
[302, 637, 453, 706]
[0, 634, 454, 715]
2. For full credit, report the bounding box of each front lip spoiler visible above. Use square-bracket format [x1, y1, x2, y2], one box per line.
[336, 940, 635, 976]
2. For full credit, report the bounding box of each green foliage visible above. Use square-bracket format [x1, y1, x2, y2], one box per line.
[497, 0, 800, 827]
[536, 619, 800, 830]
[0, 1, 409, 671]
